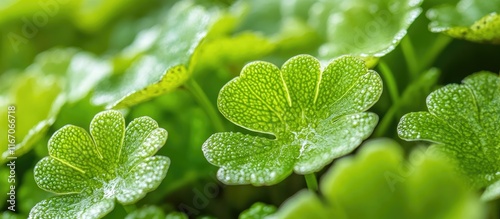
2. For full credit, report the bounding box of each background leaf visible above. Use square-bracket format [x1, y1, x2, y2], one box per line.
[427, 0, 500, 44]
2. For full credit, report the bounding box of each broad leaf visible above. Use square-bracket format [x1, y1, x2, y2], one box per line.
[0, 48, 112, 163]
[269, 139, 484, 219]
[309, 0, 422, 59]
[29, 110, 170, 218]
[203, 55, 382, 185]
[0, 73, 64, 163]
[92, 1, 219, 109]
[398, 72, 500, 200]
[427, 0, 500, 44]
[235, 0, 422, 61]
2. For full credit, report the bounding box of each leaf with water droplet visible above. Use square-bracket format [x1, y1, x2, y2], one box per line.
[398, 71, 500, 201]
[268, 139, 484, 219]
[427, 0, 500, 44]
[203, 55, 382, 185]
[29, 110, 170, 218]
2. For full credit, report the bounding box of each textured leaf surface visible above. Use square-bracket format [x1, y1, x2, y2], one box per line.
[398, 72, 500, 200]
[30, 110, 170, 218]
[269, 139, 484, 219]
[427, 0, 500, 44]
[203, 55, 382, 185]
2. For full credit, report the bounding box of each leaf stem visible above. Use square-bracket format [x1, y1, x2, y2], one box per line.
[377, 60, 399, 105]
[420, 34, 452, 72]
[400, 36, 419, 79]
[185, 79, 226, 132]
[373, 60, 400, 137]
[305, 173, 318, 192]
[373, 104, 398, 137]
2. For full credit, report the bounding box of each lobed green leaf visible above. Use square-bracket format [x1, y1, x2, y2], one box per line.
[398, 71, 500, 200]
[30, 110, 170, 218]
[203, 55, 382, 185]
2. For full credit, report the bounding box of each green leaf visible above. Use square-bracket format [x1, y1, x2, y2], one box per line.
[269, 139, 485, 219]
[18, 170, 53, 214]
[203, 55, 382, 185]
[92, 1, 219, 109]
[0, 73, 64, 163]
[235, 0, 422, 60]
[398, 72, 500, 200]
[30, 110, 170, 218]
[309, 0, 423, 59]
[0, 48, 112, 163]
[427, 0, 500, 44]
[239, 202, 277, 219]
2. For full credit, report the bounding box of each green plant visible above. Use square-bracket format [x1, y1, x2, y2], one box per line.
[268, 139, 484, 219]
[398, 72, 500, 201]
[203, 55, 382, 186]
[29, 110, 170, 218]
[1, 0, 500, 218]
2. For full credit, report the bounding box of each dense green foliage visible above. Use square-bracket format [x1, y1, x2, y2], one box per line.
[1, 0, 499, 218]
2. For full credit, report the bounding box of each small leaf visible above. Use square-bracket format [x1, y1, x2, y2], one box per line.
[203, 55, 382, 185]
[239, 202, 277, 219]
[398, 72, 500, 199]
[268, 139, 484, 219]
[427, 0, 500, 44]
[30, 110, 170, 218]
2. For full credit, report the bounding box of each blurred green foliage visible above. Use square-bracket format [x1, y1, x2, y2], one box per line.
[0, 0, 499, 218]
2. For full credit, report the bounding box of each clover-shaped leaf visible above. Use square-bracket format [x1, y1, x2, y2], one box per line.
[268, 139, 484, 219]
[427, 0, 500, 44]
[29, 110, 170, 218]
[398, 71, 500, 200]
[203, 55, 382, 185]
